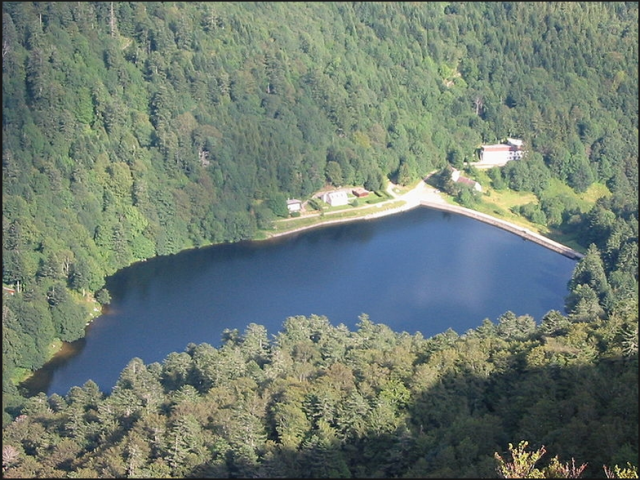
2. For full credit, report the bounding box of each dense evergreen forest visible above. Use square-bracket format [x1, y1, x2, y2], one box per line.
[2, 1, 637, 477]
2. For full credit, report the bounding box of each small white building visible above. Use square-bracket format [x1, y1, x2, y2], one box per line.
[479, 138, 525, 166]
[451, 169, 482, 192]
[321, 191, 349, 207]
[287, 199, 302, 213]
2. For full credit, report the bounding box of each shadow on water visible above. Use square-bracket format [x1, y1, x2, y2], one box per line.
[9, 309, 636, 478]
[18, 337, 88, 397]
[21, 208, 578, 398]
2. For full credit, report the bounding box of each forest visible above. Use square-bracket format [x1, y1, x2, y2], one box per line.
[2, 1, 638, 477]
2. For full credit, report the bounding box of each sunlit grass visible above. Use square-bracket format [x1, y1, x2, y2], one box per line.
[262, 175, 607, 252]
[265, 199, 407, 238]
[578, 182, 611, 204]
[542, 179, 610, 212]
[546, 228, 585, 252]
[469, 178, 608, 253]
[482, 188, 539, 209]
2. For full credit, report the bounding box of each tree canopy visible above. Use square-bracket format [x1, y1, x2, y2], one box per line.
[2, 2, 637, 476]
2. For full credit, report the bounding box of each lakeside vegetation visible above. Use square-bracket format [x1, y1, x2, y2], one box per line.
[2, 314, 638, 478]
[261, 169, 611, 249]
[261, 179, 597, 251]
[2, 1, 637, 477]
[263, 189, 401, 239]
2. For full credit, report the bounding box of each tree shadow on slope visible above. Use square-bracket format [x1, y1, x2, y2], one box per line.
[3, 318, 638, 479]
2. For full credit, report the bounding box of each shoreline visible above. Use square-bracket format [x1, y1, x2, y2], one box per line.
[264, 182, 584, 260]
[19, 182, 583, 395]
[416, 201, 584, 260]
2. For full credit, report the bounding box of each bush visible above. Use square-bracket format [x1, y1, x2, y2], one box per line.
[95, 288, 111, 305]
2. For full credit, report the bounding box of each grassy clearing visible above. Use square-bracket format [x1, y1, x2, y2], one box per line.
[474, 173, 609, 214]
[470, 178, 609, 251]
[580, 182, 611, 203]
[467, 182, 543, 231]
[546, 228, 585, 252]
[265, 198, 406, 237]
[535, 179, 610, 212]
[482, 188, 539, 209]
[364, 190, 393, 204]
[390, 180, 420, 196]
[474, 196, 546, 233]
[261, 175, 607, 251]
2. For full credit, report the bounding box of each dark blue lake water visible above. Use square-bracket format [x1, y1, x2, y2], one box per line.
[27, 207, 577, 396]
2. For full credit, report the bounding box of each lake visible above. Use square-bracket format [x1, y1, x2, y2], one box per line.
[24, 207, 577, 396]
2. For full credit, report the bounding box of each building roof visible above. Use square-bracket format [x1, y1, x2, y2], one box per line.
[456, 176, 476, 186]
[482, 144, 512, 151]
[482, 138, 524, 151]
[327, 191, 348, 199]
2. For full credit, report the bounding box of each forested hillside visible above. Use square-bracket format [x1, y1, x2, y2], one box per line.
[2, 314, 638, 478]
[2, 2, 638, 477]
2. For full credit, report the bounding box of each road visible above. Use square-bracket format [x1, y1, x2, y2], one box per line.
[269, 180, 584, 261]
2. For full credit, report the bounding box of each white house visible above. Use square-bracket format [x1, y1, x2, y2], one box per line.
[321, 190, 349, 206]
[287, 199, 302, 213]
[478, 138, 525, 166]
[451, 169, 482, 192]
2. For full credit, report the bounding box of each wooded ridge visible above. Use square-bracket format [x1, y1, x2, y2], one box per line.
[2, 2, 637, 477]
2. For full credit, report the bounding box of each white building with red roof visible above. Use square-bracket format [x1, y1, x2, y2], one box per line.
[451, 169, 482, 192]
[478, 138, 525, 167]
